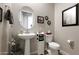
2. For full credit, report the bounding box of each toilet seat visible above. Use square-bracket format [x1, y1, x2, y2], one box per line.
[48, 42, 60, 50]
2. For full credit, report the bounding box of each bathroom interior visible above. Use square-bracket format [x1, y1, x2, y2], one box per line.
[0, 3, 79, 55]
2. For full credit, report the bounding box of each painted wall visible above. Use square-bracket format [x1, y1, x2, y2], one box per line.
[54, 3, 79, 55]
[1, 3, 79, 55]
[0, 3, 54, 54]
[11, 3, 54, 34]
[10, 3, 54, 53]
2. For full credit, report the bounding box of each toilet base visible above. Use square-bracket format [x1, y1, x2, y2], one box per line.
[47, 49, 58, 55]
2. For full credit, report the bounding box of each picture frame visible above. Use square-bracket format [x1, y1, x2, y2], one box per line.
[47, 20, 51, 26]
[37, 16, 44, 24]
[45, 16, 49, 20]
[0, 7, 2, 22]
[62, 4, 78, 26]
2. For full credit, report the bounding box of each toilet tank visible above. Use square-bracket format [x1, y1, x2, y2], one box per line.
[45, 34, 53, 43]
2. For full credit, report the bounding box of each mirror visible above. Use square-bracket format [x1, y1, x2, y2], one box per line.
[19, 6, 33, 30]
[62, 4, 78, 26]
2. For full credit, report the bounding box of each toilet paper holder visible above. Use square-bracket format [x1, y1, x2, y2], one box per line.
[67, 40, 74, 49]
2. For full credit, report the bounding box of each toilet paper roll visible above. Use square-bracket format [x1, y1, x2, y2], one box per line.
[67, 40, 73, 43]
[67, 40, 74, 49]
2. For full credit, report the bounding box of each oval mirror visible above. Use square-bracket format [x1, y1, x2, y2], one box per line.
[19, 6, 33, 30]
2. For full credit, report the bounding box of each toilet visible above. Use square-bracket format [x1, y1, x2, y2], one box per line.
[45, 34, 60, 55]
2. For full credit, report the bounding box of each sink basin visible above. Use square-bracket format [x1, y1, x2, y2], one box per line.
[18, 33, 36, 39]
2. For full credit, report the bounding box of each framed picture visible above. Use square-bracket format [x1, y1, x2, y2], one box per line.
[47, 20, 51, 26]
[0, 7, 2, 22]
[62, 4, 78, 26]
[45, 16, 49, 20]
[37, 16, 44, 24]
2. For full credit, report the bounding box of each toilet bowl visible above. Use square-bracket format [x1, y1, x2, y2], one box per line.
[48, 42, 60, 55]
[48, 42, 60, 50]
[45, 34, 60, 55]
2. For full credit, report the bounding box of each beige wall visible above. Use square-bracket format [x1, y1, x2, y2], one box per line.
[11, 3, 54, 35]
[54, 3, 79, 55]
[0, 3, 54, 54]
[2, 3, 79, 55]
[1, 3, 79, 55]
[10, 3, 54, 53]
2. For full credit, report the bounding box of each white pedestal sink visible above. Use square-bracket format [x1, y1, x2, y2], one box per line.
[18, 33, 36, 55]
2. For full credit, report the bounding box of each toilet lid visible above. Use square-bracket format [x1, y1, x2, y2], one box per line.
[48, 42, 60, 50]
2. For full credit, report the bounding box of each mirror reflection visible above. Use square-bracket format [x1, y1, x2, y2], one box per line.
[19, 6, 33, 30]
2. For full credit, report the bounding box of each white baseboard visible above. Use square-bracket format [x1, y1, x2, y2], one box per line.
[31, 50, 37, 55]
[31, 50, 69, 55]
[0, 50, 69, 55]
[60, 50, 69, 55]
[0, 52, 8, 55]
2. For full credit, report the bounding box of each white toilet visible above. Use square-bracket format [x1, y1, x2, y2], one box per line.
[45, 34, 60, 55]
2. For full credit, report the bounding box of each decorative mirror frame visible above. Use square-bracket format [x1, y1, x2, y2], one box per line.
[47, 20, 51, 26]
[19, 6, 34, 30]
[45, 16, 48, 20]
[62, 4, 78, 26]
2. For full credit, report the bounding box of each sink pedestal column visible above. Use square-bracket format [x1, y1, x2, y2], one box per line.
[18, 33, 35, 55]
[24, 39, 30, 55]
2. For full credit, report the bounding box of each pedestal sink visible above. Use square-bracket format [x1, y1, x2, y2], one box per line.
[18, 33, 36, 55]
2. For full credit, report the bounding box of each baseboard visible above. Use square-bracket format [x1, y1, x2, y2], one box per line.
[0, 52, 8, 55]
[60, 50, 69, 55]
[31, 50, 37, 55]
[0, 50, 69, 55]
[31, 50, 69, 55]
